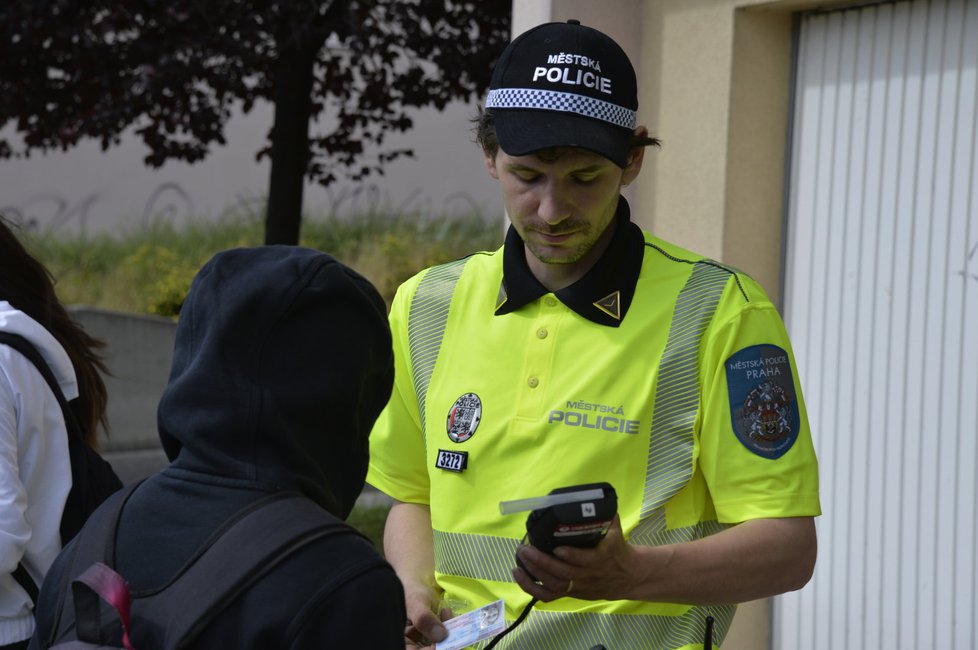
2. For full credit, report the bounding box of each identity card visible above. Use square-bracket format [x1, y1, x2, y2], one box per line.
[434, 599, 506, 650]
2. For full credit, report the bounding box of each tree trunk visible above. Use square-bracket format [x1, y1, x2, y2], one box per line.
[264, 46, 317, 245]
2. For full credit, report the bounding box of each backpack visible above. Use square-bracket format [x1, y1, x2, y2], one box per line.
[40, 482, 361, 649]
[0, 332, 124, 603]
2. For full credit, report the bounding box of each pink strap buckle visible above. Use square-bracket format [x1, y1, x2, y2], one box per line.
[73, 562, 135, 650]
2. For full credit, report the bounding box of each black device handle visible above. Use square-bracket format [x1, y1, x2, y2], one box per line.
[704, 615, 715, 649]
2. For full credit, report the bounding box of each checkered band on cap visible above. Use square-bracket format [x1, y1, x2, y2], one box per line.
[485, 88, 636, 130]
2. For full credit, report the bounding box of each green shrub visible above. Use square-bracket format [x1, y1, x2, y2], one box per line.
[23, 207, 503, 316]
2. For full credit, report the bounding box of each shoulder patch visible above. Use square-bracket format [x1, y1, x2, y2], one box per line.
[725, 344, 800, 459]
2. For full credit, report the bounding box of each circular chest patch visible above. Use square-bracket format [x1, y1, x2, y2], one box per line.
[446, 393, 482, 443]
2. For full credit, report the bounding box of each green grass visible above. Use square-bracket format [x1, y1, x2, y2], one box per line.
[347, 502, 392, 551]
[23, 207, 504, 317]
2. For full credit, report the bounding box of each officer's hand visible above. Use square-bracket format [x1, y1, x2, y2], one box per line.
[512, 515, 645, 602]
[403, 587, 452, 649]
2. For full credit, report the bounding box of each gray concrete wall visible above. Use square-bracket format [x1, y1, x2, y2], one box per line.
[69, 307, 391, 507]
[70, 307, 175, 484]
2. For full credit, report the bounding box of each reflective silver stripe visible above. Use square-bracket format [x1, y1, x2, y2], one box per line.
[434, 521, 729, 582]
[630, 517, 731, 547]
[407, 259, 469, 441]
[435, 526, 737, 647]
[642, 263, 731, 518]
[485, 88, 637, 129]
[433, 529, 520, 583]
[474, 604, 736, 650]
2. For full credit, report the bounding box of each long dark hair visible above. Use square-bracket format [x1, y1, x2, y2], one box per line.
[0, 216, 109, 446]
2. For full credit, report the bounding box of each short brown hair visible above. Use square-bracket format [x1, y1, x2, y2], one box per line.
[473, 108, 661, 161]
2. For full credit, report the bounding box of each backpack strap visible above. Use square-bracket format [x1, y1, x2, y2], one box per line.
[0, 332, 87, 443]
[46, 481, 143, 646]
[49, 488, 361, 648]
[0, 332, 90, 605]
[70, 561, 136, 650]
[154, 492, 360, 648]
[11, 563, 38, 606]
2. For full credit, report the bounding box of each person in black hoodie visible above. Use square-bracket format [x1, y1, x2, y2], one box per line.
[28, 246, 405, 649]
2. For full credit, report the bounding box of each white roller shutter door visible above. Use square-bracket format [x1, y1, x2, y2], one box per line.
[777, 1, 978, 648]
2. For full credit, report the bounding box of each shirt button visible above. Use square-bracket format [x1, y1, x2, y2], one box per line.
[536, 328, 548, 339]
[528, 376, 539, 388]
[544, 296, 558, 307]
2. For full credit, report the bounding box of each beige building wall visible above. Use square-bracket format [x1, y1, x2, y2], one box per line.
[511, 1, 858, 647]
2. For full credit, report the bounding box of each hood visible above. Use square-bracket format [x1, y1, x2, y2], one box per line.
[157, 246, 394, 519]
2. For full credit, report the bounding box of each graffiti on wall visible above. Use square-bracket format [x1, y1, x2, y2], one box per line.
[1, 180, 491, 234]
[0, 182, 196, 234]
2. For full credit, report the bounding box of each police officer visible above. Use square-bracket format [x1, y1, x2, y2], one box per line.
[368, 19, 820, 650]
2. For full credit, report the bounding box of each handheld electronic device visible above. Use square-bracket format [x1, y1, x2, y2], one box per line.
[484, 484, 617, 649]
[500, 482, 617, 566]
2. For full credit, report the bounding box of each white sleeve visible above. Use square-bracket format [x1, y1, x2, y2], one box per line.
[0, 355, 34, 619]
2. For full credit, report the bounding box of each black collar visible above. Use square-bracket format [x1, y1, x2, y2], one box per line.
[494, 197, 645, 327]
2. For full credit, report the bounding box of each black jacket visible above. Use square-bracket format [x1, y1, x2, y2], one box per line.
[30, 246, 404, 649]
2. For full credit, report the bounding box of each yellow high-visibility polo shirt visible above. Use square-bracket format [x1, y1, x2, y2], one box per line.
[368, 201, 820, 650]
